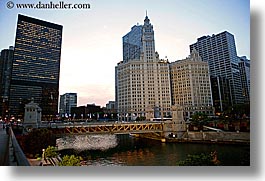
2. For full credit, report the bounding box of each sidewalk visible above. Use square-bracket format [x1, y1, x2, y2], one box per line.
[0, 125, 9, 166]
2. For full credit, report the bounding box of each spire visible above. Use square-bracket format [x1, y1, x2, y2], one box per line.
[144, 10, 150, 24]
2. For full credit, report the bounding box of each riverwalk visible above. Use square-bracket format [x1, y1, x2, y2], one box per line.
[0, 125, 9, 166]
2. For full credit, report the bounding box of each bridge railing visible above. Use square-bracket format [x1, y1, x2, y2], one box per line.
[9, 128, 30, 166]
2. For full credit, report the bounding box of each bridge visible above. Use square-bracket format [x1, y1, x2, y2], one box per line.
[47, 121, 165, 136]
[0, 126, 30, 166]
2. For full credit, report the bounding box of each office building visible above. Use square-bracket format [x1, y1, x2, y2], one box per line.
[59, 93, 77, 117]
[116, 15, 172, 121]
[170, 49, 214, 119]
[238, 56, 250, 104]
[9, 14, 63, 120]
[122, 25, 143, 63]
[210, 76, 232, 113]
[190, 31, 244, 112]
[0, 46, 14, 118]
[106, 101, 115, 110]
[71, 104, 102, 119]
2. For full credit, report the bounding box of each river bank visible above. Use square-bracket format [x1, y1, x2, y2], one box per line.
[167, 131, 250, 145]
[136, 131, 250, 145]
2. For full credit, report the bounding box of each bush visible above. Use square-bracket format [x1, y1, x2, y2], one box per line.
[44, 146, 58, 158]
[58, 155, 83, 166]
[177, 151, 220, 166]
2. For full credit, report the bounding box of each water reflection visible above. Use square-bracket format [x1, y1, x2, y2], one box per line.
[56, 134, 118, 151]
[59, 134, 250, 166]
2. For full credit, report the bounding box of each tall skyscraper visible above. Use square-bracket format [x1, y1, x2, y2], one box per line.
[122, 25, 143, 63]
[116, 15, 171, 121]
[238, 56, 250, 104]
[9, 14, 63, 120]
[59, 93, 77, 117]
[0, 46, 14, 119]
[170, 49, 214, 119]
[190, 31, 244, 112]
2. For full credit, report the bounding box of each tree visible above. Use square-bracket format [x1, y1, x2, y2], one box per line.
[191, 112, 209, 130]
[44, 146, 58, 158]
[58, 155, 83, 166]
[176, 151, 220, 166]
[21, 128, 56, 156]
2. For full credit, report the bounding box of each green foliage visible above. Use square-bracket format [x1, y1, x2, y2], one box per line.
[191, 112, 212, 127]
[21, 128, 56, 156]
[177, 152, 220, 166]
[44, 146, 58, 158]
[58, 155, 83, 166]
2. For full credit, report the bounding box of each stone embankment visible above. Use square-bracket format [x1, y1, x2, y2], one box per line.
[167, 131, 250, 145]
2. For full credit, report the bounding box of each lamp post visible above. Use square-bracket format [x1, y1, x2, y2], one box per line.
[41, 148, 45, 166]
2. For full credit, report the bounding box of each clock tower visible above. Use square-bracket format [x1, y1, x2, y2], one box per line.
[142, 14, 156, 63]
[116, 13, 172, 122]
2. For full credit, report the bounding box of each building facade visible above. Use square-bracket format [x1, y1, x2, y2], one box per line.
[170, 49, 214, 119]
[190, 31, 244, 112]
[106, 101, 115, 110]
[122, 25, 143, 63]
[59, 93, 77, 117]
[116, 15, 172, 121]
[0, 46, 14, 119]
[71, 104, 102, 120]
[238, 56, 250, 104]
[9, 14, 63, 120]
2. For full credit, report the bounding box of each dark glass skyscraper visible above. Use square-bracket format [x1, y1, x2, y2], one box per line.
[190, 31, 244, 112]
[9, 14, 63, 120]
[122, 25, 143, 62]
[238, 56, 250, 104]
[0, 46, 14, 118]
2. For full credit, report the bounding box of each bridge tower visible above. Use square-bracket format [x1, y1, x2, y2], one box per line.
[23, 101, 42, 128]
[163, 105, 186, 138]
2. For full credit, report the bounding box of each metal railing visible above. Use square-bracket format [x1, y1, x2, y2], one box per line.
[9, 128, 30, 166]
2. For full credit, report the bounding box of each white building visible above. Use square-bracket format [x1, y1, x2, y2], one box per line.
[170, 49, 214, 119]
[115, 15, 171, 121]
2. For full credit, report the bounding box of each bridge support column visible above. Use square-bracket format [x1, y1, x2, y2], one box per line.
[163, 105, 187, 139]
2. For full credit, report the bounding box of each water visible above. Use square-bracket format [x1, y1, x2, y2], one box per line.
[59, 134, 250, 166]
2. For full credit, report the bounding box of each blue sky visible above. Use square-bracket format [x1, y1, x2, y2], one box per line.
[0, 0, 250, 107]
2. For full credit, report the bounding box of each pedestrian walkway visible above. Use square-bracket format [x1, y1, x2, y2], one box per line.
[0, 124, 9, 166]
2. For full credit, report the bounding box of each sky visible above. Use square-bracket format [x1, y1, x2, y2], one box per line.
[0, 0, 250, 107]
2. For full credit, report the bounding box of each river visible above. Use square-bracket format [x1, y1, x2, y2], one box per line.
[59, 134, 250, 166]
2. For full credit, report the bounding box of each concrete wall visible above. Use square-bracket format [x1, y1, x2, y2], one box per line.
[187, 132, 250, 142]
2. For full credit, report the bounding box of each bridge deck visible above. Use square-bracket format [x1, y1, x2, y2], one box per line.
[49, 122, 164, 135]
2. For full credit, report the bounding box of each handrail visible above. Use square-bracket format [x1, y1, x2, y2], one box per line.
[9, 128, 30, 166]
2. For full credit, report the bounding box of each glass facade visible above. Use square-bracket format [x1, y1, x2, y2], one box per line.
[59, 93, 77, 116]
[9, 14, 63, 120]
[122, 25, 143, 62]
[238, 56, 250, 104]
[0, 47, 14, 118]
[210, 76, 232, 113]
